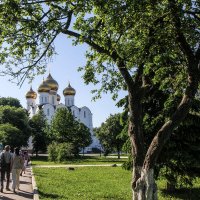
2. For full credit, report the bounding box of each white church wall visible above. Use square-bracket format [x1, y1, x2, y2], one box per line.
[70, 106, 80, 121]
[43, 104, 55, 122]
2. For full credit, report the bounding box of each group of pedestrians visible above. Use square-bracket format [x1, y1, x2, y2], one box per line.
[0, 145, 30, 193]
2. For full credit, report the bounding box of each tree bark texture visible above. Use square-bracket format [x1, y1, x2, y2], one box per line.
[133, 168, 157, 200]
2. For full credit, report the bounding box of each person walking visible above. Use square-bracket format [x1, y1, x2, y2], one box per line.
[20, 151, 30, 176]
[11, 147, 24, 193]
[0, 145, 12, 192]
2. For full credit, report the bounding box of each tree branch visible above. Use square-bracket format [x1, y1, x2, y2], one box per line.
[169, 0, 194, 61]
[16, 31, 59, 86]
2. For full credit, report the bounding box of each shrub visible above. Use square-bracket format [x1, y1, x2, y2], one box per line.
[57, 143, 73, 162]
[48, 142, 58, 162]
[48, 142, 74, 162]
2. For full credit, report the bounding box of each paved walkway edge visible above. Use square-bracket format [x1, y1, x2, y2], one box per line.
[30, 164, 40, 200]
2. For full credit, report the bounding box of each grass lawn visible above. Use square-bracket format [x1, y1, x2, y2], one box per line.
[31, 155, 127, 166]
[32, 156, 200, 199]
[33, 165, 200, 200]
[33, 166, 132, 200]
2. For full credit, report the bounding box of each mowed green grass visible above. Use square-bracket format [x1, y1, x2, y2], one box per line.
[33, 166, 132, 200]
[32, 156, 200, 199]
[33, 166, 200, 200]
[31, 155, 127, 166]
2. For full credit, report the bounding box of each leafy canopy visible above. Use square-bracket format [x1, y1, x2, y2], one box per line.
[0, 105, 30, 147]
[0, 0, 198, 97]
[49, 107, 91, 154]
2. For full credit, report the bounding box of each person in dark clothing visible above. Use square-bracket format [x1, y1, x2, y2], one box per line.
[0, 145, 12, 192]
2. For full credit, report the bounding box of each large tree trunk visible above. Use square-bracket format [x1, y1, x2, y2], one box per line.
[133, 169, 157, 200]
[131, 68, 199, 199]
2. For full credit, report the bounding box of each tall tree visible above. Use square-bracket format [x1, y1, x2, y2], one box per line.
[0, 106, 30, 147]
[121, 89, 200, 189]
[49, 107, 91, 155]
[0, 97, 22, 108]
[96, 113, 126, 159]
[29, 110, 48, 156]
[0, 1, 199, 199]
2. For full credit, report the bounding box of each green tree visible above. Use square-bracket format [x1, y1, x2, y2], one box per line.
[29, 110, 48, 156]
[0, 1, 200, 199]
[121, 89, 200, 189]
[96, 113, 126, 159]
[0, 97, 22, 108]
[0, 123, 24, 147]
[0, 105, 30, 147]
[49, 107, 91, 156]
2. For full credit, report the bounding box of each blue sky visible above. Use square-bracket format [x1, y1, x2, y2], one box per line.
[0, 34, 127, 127]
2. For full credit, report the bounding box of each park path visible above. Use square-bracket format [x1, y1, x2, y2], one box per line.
[0, 165, 33, 200]
[33, 163, 122, 168]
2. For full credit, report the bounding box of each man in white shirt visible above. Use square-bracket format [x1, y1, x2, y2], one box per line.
[0, 145, 12, 192]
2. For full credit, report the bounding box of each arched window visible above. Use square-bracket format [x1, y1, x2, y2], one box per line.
[84, 111, 86, 118]
[47, 108, 50, 116]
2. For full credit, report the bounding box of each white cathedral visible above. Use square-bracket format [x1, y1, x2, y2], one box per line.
[25, 73, 100, 152]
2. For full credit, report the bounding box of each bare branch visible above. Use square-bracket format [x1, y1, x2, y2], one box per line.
[16, 31, 59, 86]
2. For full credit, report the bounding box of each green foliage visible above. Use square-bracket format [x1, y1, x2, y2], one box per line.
[49, 107, 91, 156]
[0, 123, 23, 148]
[0, 97, 22, 108]
[56, 143, 74, 162]
[121, 89, 200, 187]
[29, 110, 48, 155]
[48, 142, 74, 162]
[0, 1, 200, 197]
[0, 0, 197, 93]
[0, 105, 30, 147]
[47, 142, 57, 162]
[96, 113, 127, 157]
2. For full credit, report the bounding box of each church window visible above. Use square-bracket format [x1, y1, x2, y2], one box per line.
[41, 97, 43, 103]
[45, 97, 47, 103]
[68, 99, 70, 105]
[84, 111, 86, 118]
[71, 100, 73, 105]
[47, 108, 50, 116]
[52, 96, 54, 104]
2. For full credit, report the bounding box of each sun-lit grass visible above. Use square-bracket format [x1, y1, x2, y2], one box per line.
[31, 155, 127, 166]
[33, 166, 132, 200]
[32, 156, 200, 199]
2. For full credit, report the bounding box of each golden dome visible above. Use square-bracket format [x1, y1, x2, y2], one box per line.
[26, 87, 37, 99]
[63, 83, 76, 96]
[57, 94, 61, 101]
[44, 73, 58, 91]
[38, 80, 50, 93]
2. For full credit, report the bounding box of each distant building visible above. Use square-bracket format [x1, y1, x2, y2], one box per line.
[25, 73, 100, 152]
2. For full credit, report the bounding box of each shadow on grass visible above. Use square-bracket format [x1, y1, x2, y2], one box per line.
[38, 190, 62, 199]
[161, 187, 200, 200]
